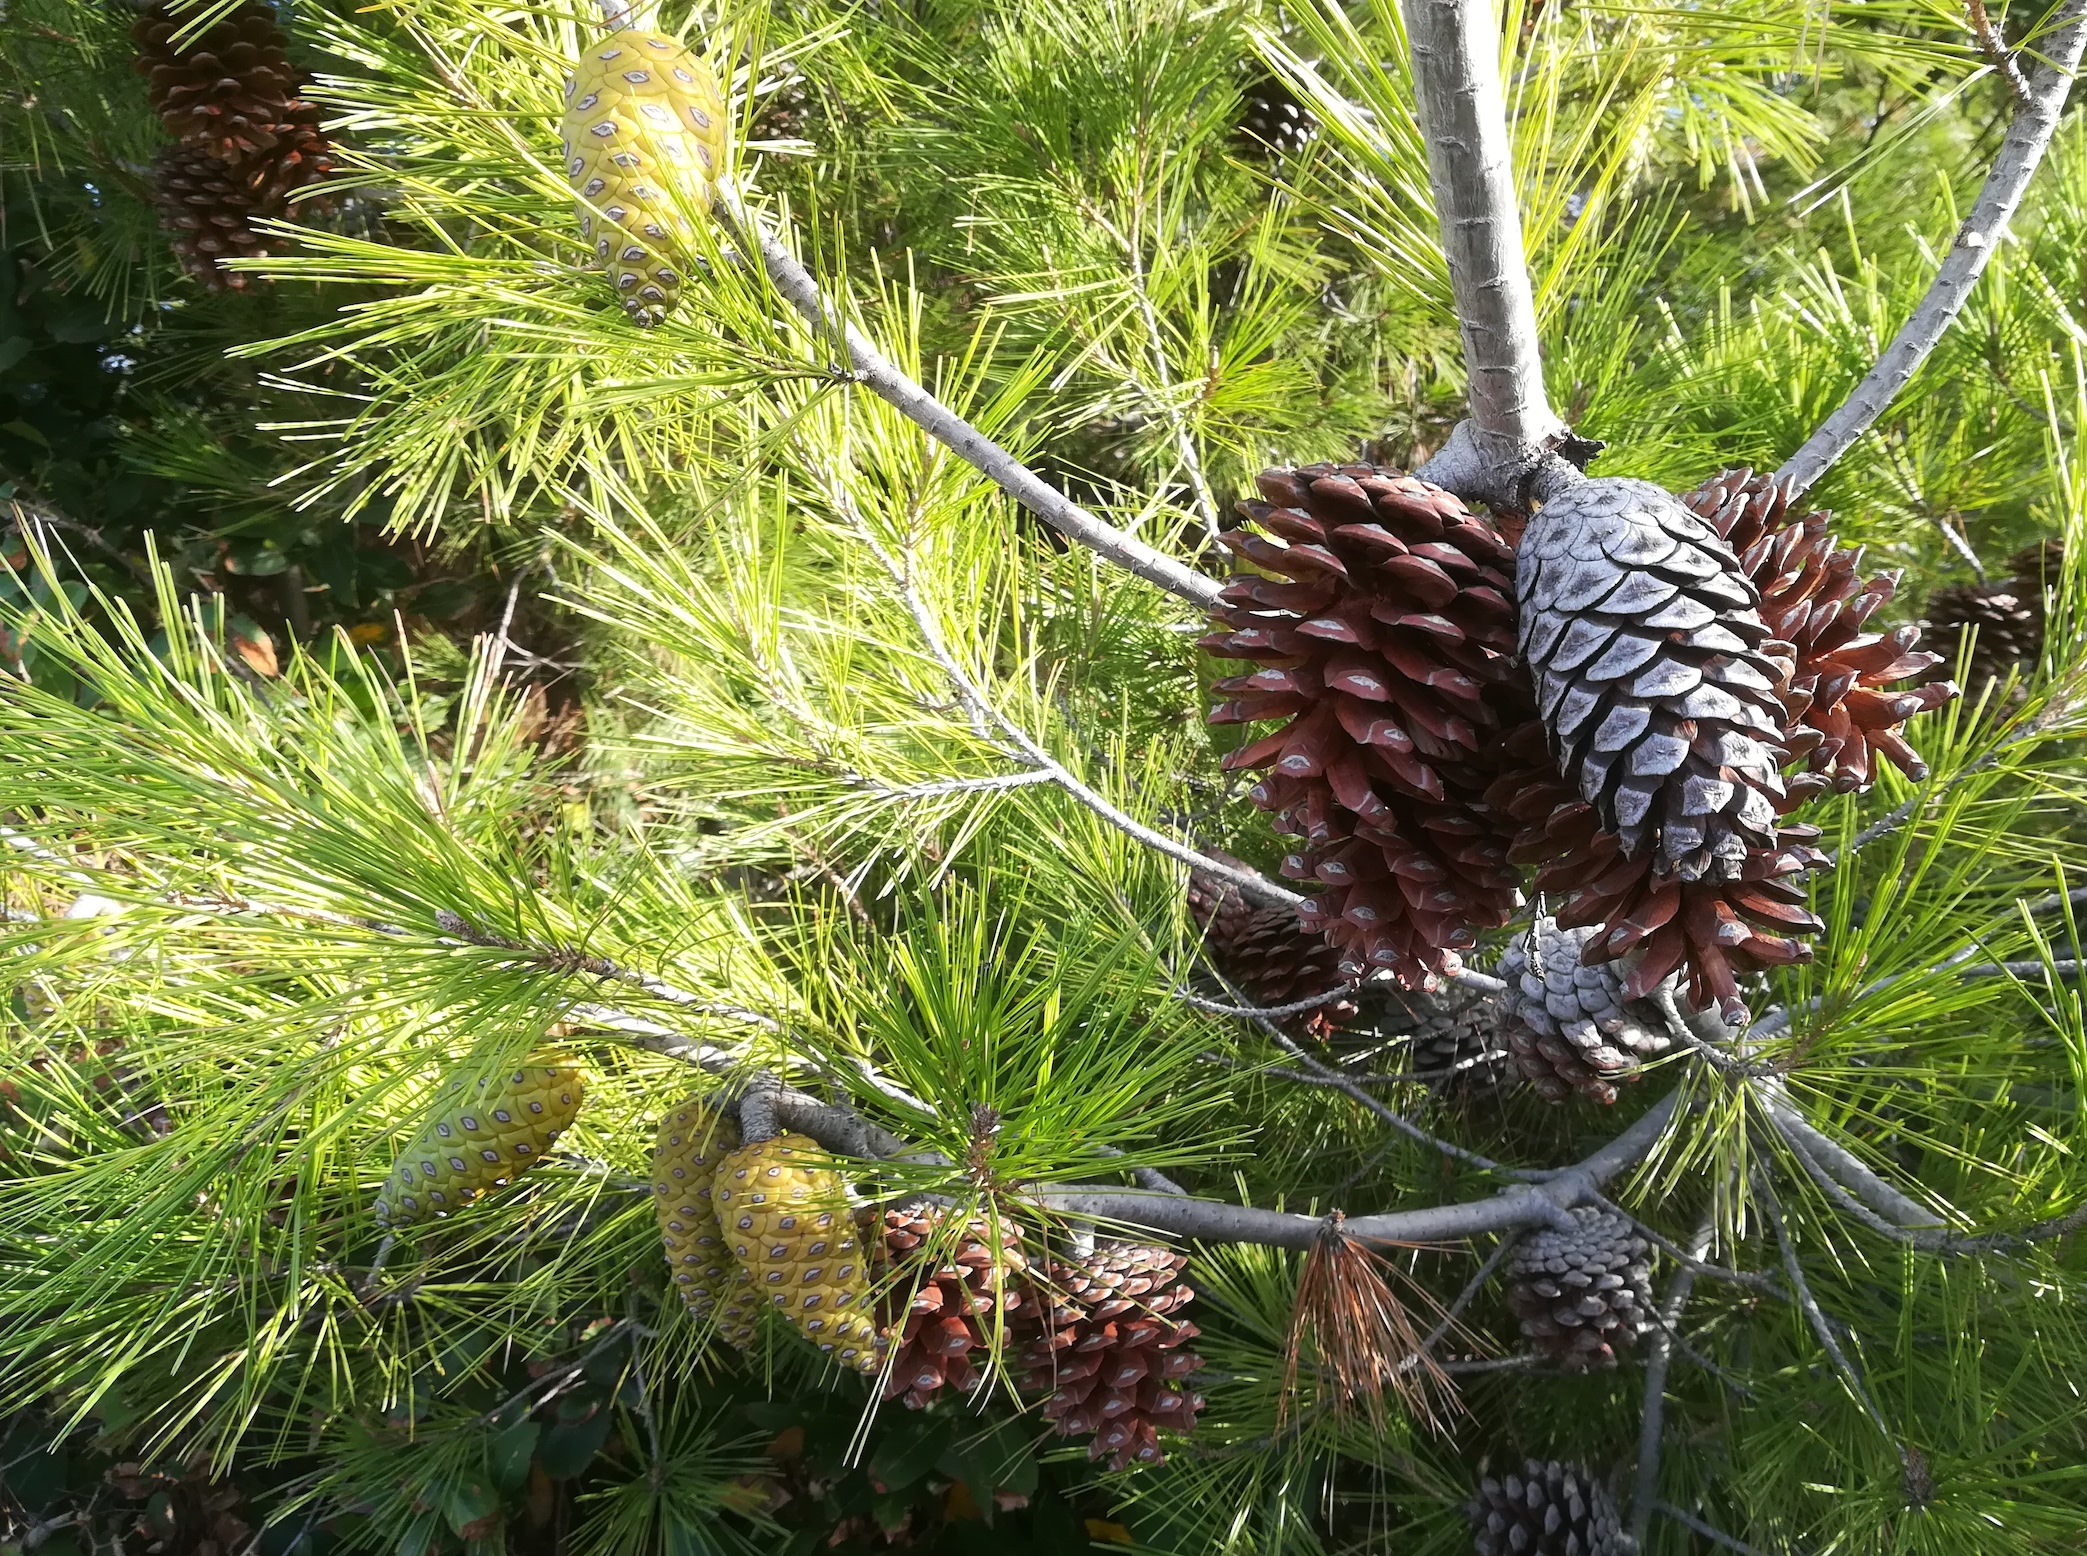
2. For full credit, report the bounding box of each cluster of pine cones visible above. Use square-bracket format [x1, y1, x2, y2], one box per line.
[132, 0, 333, 288]
[650, 1105, 1208, 1469]
[1200, 460, 1959, 1030]
[873, 1213, 1207, 1470]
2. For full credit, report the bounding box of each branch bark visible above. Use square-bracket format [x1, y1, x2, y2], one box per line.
[1401, 0, 1561, 451]
[717, 188, 1225, 611]
[1775, 1, 2087, 496]
[1631, 1207, 1717, 1540]
[1402, 0, 1585, 511]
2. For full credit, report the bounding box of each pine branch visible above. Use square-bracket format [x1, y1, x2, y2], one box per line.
[1397, 0, 1590, 511]
[1754, 1167, 1898, 1448]
[1401, 0, 1564, 499]
[812, 457, 1296, 910]
[1775, 0, 2087, 496]
[717, 187, 1225, 610]
[1968, 0, 2034, 108]
[1652, 1502, 1777, 1556]
[1631, 1206, 1717, 1540]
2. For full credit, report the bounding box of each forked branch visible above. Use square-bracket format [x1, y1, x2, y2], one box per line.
[1775, 0, 2087, 495]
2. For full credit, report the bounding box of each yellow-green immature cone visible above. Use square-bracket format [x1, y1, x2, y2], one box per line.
[373, 1060, 584, 1225]
[651, 1098, 761, 1348]
[715, 1133, 884, 1373]
[559, 27, 727, 325]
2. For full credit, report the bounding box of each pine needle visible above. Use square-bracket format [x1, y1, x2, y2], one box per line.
[1279, 1217, 1462, 1434]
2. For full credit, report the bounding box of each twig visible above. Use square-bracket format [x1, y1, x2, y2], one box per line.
[1968, 0, 2034, 106]
[1410, 1231, 1519, 1361]
[1632, 1207, 1717, 1539]
[1653, 1502, 1774, 1556]
[1775, 0, 2087, 496]
[1753, 1168, 1898, 1446]
[811, 458, 1300, 911]
[1175, 983, 1359, 1022]
[1961, 957, 2083, 978]
[717, 186, 1224, 610]
[1208, 966, 1544, 1180]
[1760, 1090, 1939, 1230]
[1585, 1190, 1782, 1293]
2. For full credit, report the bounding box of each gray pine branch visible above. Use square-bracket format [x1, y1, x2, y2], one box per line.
[1775, 0, 2087, 496]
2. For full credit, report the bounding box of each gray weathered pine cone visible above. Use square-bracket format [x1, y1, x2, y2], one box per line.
[1468, 1460, 1638, 1556]
[1348, 980, 1510, 1085]
[1516, 476, 1791, 884]
[1498, 917, 1673, 1104]
[1504, 1208, 1655, 1371]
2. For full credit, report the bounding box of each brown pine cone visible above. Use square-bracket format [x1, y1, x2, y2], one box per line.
[133, 1, 333, 288]
[1487, 722, 1824, 1023]
[1204, 465, 1525, 989]
[1345, 980, 1509, 1085]
[1469, 1460, 1637, 1555]
[1017, 1243, 1206, 1470]
[1187, 855, 1358, 1037]
[1925, 538, 2061, 710]
[150, 145, 276, 290]
[877, 1208, 1028, 1409]
[1686, 469, 1953, 790]
[132, 1, 310, 158]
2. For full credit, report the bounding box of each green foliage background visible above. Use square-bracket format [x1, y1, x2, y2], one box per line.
[5, 0, 2087, 1552]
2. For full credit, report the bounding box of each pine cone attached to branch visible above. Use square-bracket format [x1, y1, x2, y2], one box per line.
[1497, 917, 1672, 1104]
[1187, 855, 1357, 1036]
[1925, 538, 2061, 711]
[1017, 1243, 1207, 1470]
[1468, 1460, 1637, 1556]
[132, 1, 312, 159]
[1504, 1209, 1654, 1371]
[1347, 980, 1508, 1085]
[132, 1, 333, 289]
[1516, 475, 1791, 884]
[1686, 468, 1954, 789]
[1204, 465, 1526, 988]
[877, 1208, 1029, 1408]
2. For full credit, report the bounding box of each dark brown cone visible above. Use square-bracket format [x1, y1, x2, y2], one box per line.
[150, 145, 275, 291]
[1503, 1208, 1654, 1372]
[1468, 1460, 1636, 1556]
[876, 1209, 1028, 1409]
[132, 1, 311, 159]
[1515, 476, 1791, 884]
[1925, 539, 2061, 710]
[1187, 855, 1358, 1037]
[1237, 68, 1316, 159]
[1685, 469, 1955, 790]
[1204, 465, 1525, 988]
[134, 1, 333, 288]
[1348, 980, 1508, 1086]
[1015, 1243, 1206, 1471]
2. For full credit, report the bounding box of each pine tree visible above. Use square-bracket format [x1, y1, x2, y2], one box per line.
[5, 2, 2087, 1554]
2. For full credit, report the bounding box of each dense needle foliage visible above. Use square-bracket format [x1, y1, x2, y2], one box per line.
[5, 1, 2087, 1552]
